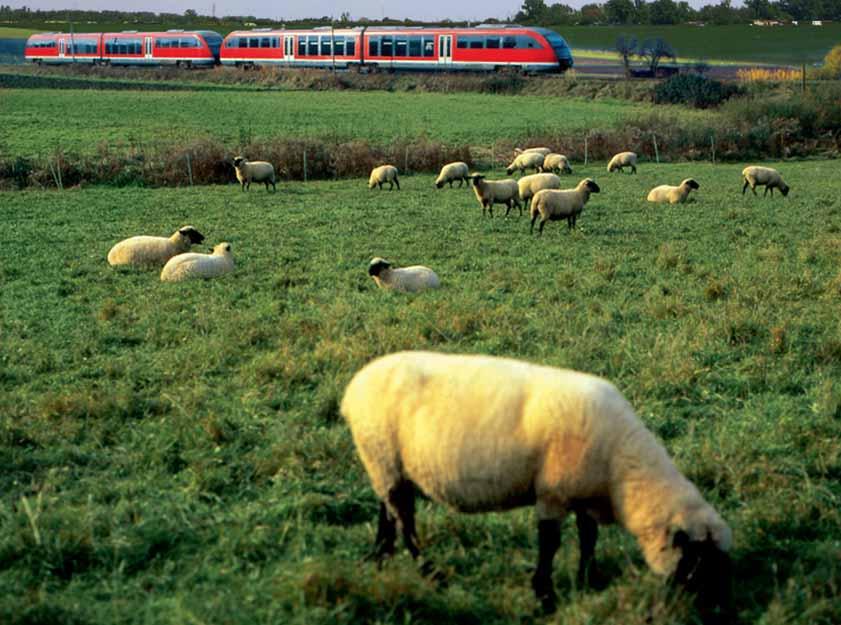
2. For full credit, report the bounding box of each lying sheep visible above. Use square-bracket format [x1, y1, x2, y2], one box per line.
[342, 351, 732, 618]
[506, 151, 545, 176]
[107, 225, 205, 268]
[540, 153, 573, 175]
[435, 162, 470, 189]
[647, 178, 700, 204]
[160, 242, 235, 282]
[233, 156, 276, 192]
[514, 147, 552, 157]
[368, 257, 439, 293]
[530, 178, 600, 235]
[607, 151, 637, 174]
[518, 173, 561, 212]
[369, 165, 400, 191]
[470, 174, 522, 217]
[742, 166, 789, 197]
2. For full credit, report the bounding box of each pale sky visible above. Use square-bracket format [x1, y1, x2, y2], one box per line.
[9, 1, 742, 22]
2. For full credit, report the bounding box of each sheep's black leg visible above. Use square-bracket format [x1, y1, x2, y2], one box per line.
[394, 178, 400, 190]
[390, 481, 420, 559]
[532, 519, 561, 613]
[505, 201, 512, 217]
[538, 219, 546, 236]
[367, 502, 397, 565]
[530, 213, 538, 234]
[741, 180, 749, 195]
[576, 511, 601, 587]
[751, 184, 757, 196]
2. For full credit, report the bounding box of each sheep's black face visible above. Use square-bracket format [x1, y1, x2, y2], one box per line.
[436, 181, 444, 188]
[688, 179, 700, 190]
[181, 228, 205, 244]
[672, 532, 732, 623]
[233, 157, 244, 168]
[506, 168, 514, 175]
[781, 185, 790, 197]
[224, 244, 232, 252]
[586, 180, 601, 193]
[469, 175, 484, 186]
[368, 260, 390, 277]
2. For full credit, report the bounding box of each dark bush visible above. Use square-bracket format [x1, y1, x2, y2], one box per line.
[655, 74, 742, 109]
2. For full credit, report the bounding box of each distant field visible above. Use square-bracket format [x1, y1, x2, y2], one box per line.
[0, 26, 40, 38]
[2, 160, 840, 625]
[0, 87, 705, 157]
[557, 24, 841, 64]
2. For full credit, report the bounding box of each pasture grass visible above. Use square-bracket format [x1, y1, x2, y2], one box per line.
[2, 160, 841, 625]
[0, 87, 712, 158]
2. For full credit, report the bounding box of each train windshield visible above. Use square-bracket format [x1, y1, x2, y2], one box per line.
[198, 31, 223, 59]
[533, 28, 573, 66]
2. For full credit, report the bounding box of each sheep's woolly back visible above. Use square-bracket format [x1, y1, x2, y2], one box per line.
[160, 242, 235, 282]
[518, 173, 562, 201]
[342, 351, 730, 576]
[107, 226, 204, 267]
[368, 258, 439, 293]
[542, 153, 572, 174]
[507, 152, 545, 174]
[515, 147, 552, 157]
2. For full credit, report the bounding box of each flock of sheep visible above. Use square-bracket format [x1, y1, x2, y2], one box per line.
[101, 147, 793, 622]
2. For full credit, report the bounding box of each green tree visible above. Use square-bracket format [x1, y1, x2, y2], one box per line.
[515, 0, 548, 22]
[605, 0, 636, 23]
[745, 0, 774, 19]
[649, 0, 680, 24]
[639, 37, 675, 73]
[184, 8, 197, 18]
[616, 35, 637, 77]
[579, 3, 606, 24]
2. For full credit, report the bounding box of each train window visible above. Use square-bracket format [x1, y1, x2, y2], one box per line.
[368, 36, 379, 56]
[260, 37, 271, 48]
[273, 37, 280, 48]
[70, 39, 98, 54]
[456, 37, 467, 49]
[224, 38, 237, 48]
[249, 37, 259, 48]
[423, 37, 434, 57]
[334, 37, 345, 56]
[308, 36, 318, 55]
[381, 36, 393, 56]
[346, 38, 355, 56]
[320, 37, 332, 55]
[516, 35, 539, 48]
[394, 36, 407, 57]
[408, 36, 421, 57]
[502, 36, 516, 49]
[486, 37, 500, 49]
[470, 38, 483, 49]
[298, 36, 306, 55]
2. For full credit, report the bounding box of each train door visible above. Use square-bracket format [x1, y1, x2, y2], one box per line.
[144, 36, 153, 61]
[438, 34, 452, 67]
[58, 37, 66, 59]
[284, 35, 295, 64]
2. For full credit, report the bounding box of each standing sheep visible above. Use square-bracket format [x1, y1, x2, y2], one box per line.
[342, 351, 732, 619]
[742, 166, 789, 197]
[514, 147, 552, 157]
[607, 151, 638, 174]
[368, 257, 440, 293]
[647, 179, 700, 204]
[233, 156, 276, 192]
[469, 174, 522, 217]
[506, 151, 545, 176]
[518, 173, 562, 212]
[160, 242, 235, 282]
[107, 225, 205, 268]
[434, 162, 470, 189]
[540, 153, 573, 175]
[530, 178, 600, 235]
[369, 165, 400, 190]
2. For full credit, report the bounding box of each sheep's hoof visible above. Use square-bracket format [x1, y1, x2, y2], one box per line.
[577, 564, 609, 590]
[531, 575, 557, 614]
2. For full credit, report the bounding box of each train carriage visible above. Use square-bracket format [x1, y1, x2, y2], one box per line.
[25, 30, 222, 66]
[219, 24, 573, 73]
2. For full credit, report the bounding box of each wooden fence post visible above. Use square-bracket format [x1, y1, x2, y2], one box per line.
[710, 135, 716, 164]
[303, 148, 308, 183]
[186, 152, 193, 186]
[652, 133, 660, 164]
[584, 135, 588, 167]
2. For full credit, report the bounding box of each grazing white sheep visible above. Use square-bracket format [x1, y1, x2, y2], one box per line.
[369, 165, 400, 190]
[368, 257, 439, 293]
[518, 173, 562, 212]
[160, 242, 235, 282]
[530, 178, 600, 235]
[107, 225, 205, 268]
[647, 178, 700, 204]
[742, 166, 789, 197]
[342, 351, 733, 618]
[607, 151, 638, 174]
[469, 174, 522, 217]
[506, 151, 545, 176]
[540, 153, 573, 175]
[514, 147, 552, 157]
[435, 162, 470, 189]
[233, 156, 276, 192]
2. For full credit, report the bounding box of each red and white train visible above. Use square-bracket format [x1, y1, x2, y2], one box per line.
[221, 25, 573, 73]
[24, 30, 223, 66]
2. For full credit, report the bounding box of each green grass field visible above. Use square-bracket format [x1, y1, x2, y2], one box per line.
[0, 88, 698, 158]
[2, 160, 840, 625]
[557, 24, 841, 65]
